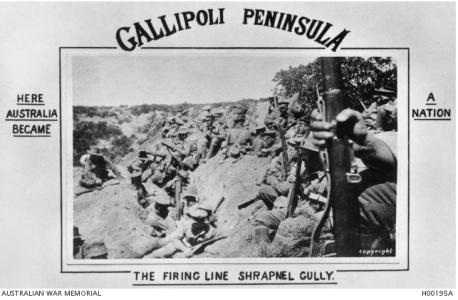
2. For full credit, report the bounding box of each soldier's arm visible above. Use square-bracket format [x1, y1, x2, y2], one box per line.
[311, 109, 396, 174]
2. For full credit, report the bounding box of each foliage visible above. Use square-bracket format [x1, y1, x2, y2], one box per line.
[73, 106, 118, 118]
[272, 57, 397, 119]
[109, 135, 134, 162]
[73, 121, 123, 165]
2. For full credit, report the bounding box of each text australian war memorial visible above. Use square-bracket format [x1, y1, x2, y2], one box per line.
[72, 56, 398, 259]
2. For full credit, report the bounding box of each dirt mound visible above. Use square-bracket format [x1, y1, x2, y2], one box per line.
[191, 154, 270, 257]
[73, 179, 170, 258]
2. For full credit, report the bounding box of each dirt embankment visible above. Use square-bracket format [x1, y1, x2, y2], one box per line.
[191, 154, 270, 257]
[73, 99, 321, 258]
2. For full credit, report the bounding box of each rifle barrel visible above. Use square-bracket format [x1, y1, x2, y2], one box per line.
[320, 57, 360, 257]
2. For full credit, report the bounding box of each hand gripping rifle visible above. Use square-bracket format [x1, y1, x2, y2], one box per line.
[309, 57, 361, 257]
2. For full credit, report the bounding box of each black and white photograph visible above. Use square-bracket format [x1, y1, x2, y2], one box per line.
[68, 51, 400, 260]
[0, 1, 454, 292]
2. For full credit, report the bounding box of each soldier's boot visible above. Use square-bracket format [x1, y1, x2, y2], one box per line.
[254, 226, 271, 244]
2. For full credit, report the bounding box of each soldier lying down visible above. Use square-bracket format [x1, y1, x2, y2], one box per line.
[145, 204, 216, 258]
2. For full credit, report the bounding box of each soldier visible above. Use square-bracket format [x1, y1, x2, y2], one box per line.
[161, 116, 176, 138]
[255, 155, 290, 209]
[254, 136, 322, 209]
[253, 196, 288, 244]
[145, 205, 216, 258]
[311, 108, 397, 255]
[253, 169, 329, 245]
[128, 151, 153, 207]
[224, 115, 252, 158]
[181, 186, 199, 217]
[144, 196, 177, 238]
[79, 146, 122, 189]
[227, 104, 248, 128]
[203, 112, 226, 160]
[264, 99, 292, 131]
[147, 112, 167, 137]
[170, 127, 191, 160]
[371, 87, 398, 132]
[285, 115, 310, 139]
[252, 126, 267, 156]
[150, 148, 176, 188]
[258, 130, 281, 158]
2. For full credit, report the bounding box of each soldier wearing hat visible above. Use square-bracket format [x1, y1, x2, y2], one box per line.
[169, 127, 192, 160]
[161, 116, 178, 139]
[259, 129, 282, 158]
[286, 115, 310, 139]
[79, 146, 122, 189]
[252, 126, 267, 156]
[224, 114, 252, 158]
[144, 196, 177, 238]
[180, 186, 199, 217]
[199, 111, 225, 161]
[310, 107, 397, 255]
[145, 205, 216, 258]
[227, 104, 248, 129]
[264, 98, 292, 131]
[371, 86, 397, 131]
[254, 134, 322, 210]
[127, 151, 153, 207]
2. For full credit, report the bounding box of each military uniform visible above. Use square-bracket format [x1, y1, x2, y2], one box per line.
[79, 149, 121, 189]
[128, 152, 153, 207]
[264, 100, 292, 131]
[257, 156, 290, 209]
[254, 172, 329, 245]
[145, 205, 216, 258]
[285, 116, 310, 139]
[225, 116, 252, 158]
[205, 120, 225, 159]
[253, 196, 288, 244]
[144, 197, 177, 238]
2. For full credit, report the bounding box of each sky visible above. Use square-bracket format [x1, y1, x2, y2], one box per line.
[71, 51, 315, 106]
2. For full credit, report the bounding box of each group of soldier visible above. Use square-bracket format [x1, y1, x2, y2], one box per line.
[76, 85, 398, 258]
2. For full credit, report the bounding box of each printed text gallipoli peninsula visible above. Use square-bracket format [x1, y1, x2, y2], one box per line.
[116, 8, 350, 51]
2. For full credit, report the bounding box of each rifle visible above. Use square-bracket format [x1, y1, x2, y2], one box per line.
[237, 196, 259, 210]
[238, 171, 319, 210]
[316, 83, 324, 114]
[310, 57, 361, 257]
[75, 181, 120, 197]
[273, 96, 290, 178]
[213, 196, 225, 214]
[286, 145, 303, 218]
[175, 176, 182, 220]
[208, 113, 215, 137]
[161, 142, 187, 220]
[189, 235, 227, 256]
[161, 141, 185, 169]
[358, 98, 368, 111]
